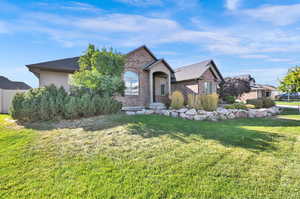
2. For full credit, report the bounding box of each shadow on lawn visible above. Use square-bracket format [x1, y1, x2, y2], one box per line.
[23, 113, 300, 152]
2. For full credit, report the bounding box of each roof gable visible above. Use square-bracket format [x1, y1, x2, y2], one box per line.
[144, 59, 174, 73]
[174, 60, 223, 82]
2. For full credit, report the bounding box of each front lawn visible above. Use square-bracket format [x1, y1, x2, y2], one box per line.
[1, 110, 300, 198]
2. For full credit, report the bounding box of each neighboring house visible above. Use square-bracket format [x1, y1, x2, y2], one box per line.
[0, 76, 31, 113]
[235, 74, 278, 101]
[26, 45, 224, 108]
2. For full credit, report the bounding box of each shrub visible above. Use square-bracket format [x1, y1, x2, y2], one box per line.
[262, 98, 275, 108]
[224, 96, 236, 104]
[245, 104, 255, 109]
[246, 99, 263, 109]
[10, 85, 121, 122]
[171, 91, 184, 109]
[187, 94, 202, 109]
[224, 103, 247, 110]
[201, 94, 219, 111]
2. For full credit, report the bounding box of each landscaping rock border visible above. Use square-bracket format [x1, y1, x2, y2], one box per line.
[125, 106, 282, 121]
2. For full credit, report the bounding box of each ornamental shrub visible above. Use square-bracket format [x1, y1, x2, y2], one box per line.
[170, 91, 184, 109]
[246, 99, 263, 109]
[224, 95, 236, 104]
[262, 98, 275, 108]
[224, 103, 247, 110]
[187, 94, 202, 109]
[10, 85, 121, 122]
[201, 94, 219, 111]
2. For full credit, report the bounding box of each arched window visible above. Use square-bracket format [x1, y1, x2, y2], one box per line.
[124, 71, 139, 95]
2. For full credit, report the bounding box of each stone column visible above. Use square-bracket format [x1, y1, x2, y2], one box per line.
[168, 74, 171, 97]
[150, 71, 153, 103]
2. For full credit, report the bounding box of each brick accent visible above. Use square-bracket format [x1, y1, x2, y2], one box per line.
[116, 48, 155, 107]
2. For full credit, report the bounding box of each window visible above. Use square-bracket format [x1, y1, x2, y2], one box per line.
[204, 82, 214, 94]
[124, 71, 139, 96]
[160, 84, 165, 96]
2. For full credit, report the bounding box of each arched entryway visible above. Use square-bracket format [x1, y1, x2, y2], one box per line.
[152, 71, 170, 104]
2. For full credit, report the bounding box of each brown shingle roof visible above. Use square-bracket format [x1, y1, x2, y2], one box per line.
[0, 76, 31, 90]
[26, 45, 158, 73]
[174, 59, 223, 82]
[26, 57, 80, 72]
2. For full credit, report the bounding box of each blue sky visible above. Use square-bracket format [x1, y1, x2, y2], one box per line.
[1, 0, 299, 87]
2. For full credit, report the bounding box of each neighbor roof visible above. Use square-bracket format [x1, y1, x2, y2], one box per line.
[0, 76, 31, 90]
[26, 45, 157, 73]
[174, 59, 224, 82]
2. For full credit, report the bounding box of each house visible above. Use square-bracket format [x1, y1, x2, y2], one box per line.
[235, 74, 278, 101]
[26, 45, 224, 108]
[0, 76, 31, 113]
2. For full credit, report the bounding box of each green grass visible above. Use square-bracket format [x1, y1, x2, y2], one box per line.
[276, 101, 300, 106]
[1, 110, 300, 199]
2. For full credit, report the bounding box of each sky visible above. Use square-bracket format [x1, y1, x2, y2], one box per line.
[0, 0, 299, 87]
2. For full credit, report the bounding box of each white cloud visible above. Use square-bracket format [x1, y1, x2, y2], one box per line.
[225, 0, 240, 11]
[243, 3, 300, 26]
[115, 0, 163, 6]
[36, 1, 103, 13]
[240, 54, 269, 59]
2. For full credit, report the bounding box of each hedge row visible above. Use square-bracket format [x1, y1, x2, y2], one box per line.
[10, 85, 122, 122]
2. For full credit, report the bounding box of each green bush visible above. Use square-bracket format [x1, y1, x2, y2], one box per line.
[246, 98, 275, 108]
[224, 96, 236, 104]
[224, 103, 247, 110]
[262, 98, 275, 108]
[9, 85, 121, 122]
[246, 99, 264, 109]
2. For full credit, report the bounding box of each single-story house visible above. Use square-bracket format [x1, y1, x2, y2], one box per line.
[26, 45, 224, 108]
[235, 74, 278, 101]
[0, 76, 31, 113]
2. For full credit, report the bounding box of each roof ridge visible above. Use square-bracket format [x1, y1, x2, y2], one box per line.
[175, 59, 212, 71]
[26, 56, 79, 67]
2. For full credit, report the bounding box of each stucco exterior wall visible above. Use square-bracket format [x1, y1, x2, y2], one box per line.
[0, 89, 28, 113]
[239, 91, 258, 102]
[39, 70, 71, 91]
[116, 48, 155, 107]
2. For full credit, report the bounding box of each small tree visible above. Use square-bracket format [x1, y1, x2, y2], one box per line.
[219, 77, 251, 99]
[71, 44, 126, 96]
[279, 66, 300, 101]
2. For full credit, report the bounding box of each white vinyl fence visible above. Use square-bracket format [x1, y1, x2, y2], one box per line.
[0, 89, 27, 114]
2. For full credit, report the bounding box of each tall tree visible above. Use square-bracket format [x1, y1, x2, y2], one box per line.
[71, 44, 126, 96]
[279, 66, 300, 93]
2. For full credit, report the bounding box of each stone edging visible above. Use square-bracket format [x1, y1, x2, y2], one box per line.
[125, 106, 281, 121]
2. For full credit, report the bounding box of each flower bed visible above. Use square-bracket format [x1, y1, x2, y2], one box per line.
[125, 106, 281, 121]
